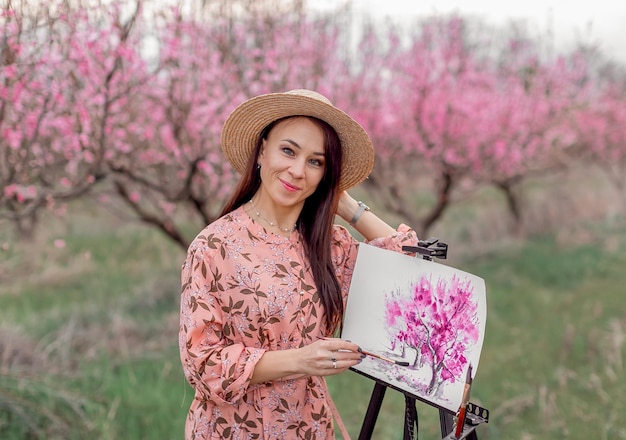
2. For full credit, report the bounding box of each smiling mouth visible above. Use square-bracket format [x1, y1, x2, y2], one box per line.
[280, 179, 299, 191]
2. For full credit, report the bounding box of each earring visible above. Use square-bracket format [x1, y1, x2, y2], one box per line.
[257, 164, 261, 171]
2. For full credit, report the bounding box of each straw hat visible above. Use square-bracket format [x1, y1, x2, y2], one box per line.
[221, 89, 374, 191]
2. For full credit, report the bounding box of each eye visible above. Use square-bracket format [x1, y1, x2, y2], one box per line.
[309, 158, 324, 167]
[281, 146, 295, 156]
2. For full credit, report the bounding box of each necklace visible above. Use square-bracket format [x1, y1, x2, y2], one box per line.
[248, 199, 296, 233]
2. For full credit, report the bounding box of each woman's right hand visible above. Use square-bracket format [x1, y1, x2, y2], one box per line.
[250, 338, 364, 384]
[296, 337, 364, 376]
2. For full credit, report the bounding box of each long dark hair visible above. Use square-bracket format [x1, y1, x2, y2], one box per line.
[220, 116, 344, 334]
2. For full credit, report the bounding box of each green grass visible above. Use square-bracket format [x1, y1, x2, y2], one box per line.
[463, 232, 626, 439]
[0, 207, 193, 440]
[1, 203, 626, 439]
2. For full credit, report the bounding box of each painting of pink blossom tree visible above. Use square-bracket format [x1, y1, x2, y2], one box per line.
[342, 244, 486, 412]
[385, 274, 480, 397]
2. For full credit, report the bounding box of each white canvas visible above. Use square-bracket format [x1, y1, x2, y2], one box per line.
[342, 244, 487, 412]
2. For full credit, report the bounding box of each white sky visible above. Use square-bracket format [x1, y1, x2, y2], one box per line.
[310, 0, 626, 64]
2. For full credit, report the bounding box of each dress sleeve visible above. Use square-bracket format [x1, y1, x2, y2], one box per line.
[179, 245, 266, 406]
[364, 223, 418, 250]
[331, 223, 419, 301]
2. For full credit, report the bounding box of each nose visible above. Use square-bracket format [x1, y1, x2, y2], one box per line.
[289, 159, 306, 178]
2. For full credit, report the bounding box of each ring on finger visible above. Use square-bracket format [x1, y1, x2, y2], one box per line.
[332, 360, 337, 369]
[330, 355, 337, 362]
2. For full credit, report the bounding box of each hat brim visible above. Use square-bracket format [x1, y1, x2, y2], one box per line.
[221, 91, 374, 191]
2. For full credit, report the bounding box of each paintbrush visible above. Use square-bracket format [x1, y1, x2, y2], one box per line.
[454, 363, 473, 438]
[360, 349, 410, 367]
[316, 337, 410, 367]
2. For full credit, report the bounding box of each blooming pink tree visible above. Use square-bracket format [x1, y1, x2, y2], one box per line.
[571, 71, 626, 211]
[385, 274, 479, 395]
[339, 16, 595, 236]
[0, 0, 347, 247]
[2, 2, 620, 245]
[106, 8, 348, 248]
[472, 38, 590, 229]
[340, 16, 512, 235]
[331, 23, 417, 222]
[1, 1, 147, 237]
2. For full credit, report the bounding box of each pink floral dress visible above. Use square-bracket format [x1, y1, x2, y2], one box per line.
[179, 206, 418, 439]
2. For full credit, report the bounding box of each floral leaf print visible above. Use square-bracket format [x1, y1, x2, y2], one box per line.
[203, 233, 222, 250]
[233, 410, 247, 423]
[198, 302, 211, 311]
[189, 295, 199, 312]
[275, 263, 289, 276]
[179, 208, 419, 438]
[303, 323, 316, 335]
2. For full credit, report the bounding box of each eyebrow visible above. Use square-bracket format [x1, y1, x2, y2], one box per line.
[282, 138, 325, 156]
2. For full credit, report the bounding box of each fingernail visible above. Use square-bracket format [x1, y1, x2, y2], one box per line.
[357, 347, 363, 353]
[360, 353, 366, 359]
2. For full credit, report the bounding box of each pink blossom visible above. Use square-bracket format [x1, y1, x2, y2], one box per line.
[385, 300, 402, 326]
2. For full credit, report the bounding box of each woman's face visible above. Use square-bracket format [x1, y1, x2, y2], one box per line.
[257, 117, 326, 208]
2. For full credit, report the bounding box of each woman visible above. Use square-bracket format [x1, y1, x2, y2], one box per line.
[179, 89, 418, 439]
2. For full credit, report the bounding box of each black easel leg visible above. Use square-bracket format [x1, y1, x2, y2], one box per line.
[439, 409, 454, 437]
[403, 397, 418, 440]
[466, 430, 479, 440]
[354, 373, 487, 440]
[358, 382, 387, 440]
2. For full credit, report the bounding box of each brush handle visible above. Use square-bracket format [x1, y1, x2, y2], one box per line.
[361, 349, 410, 366]
[454, 404, 467, 438]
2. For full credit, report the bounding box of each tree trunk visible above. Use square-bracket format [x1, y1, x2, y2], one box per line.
[494, 179, 524, 236]
[421, 170, 454, 237]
